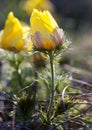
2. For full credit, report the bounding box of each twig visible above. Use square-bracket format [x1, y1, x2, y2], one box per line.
[12, 105, 16, 130]
[18, 81, 36, 94]
[62, 86, 69, 111]
[63, 64, 92, 78]
[70, 78, 92, 87]
[77, 119, 92, 130]
[61, 86, 69, 130]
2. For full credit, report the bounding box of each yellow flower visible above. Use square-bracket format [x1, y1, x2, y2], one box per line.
[29, 52, 48, 68]
[0, 12, 32, 52]
[21, 0, 54, 15]
[30, 9, 64, 51]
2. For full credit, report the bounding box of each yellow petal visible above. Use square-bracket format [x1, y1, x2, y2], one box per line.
[1, 12, 24, 51]
[30, 9, 58, 34]
[32, 31, 55, 50]
[22, 0, 42, 14]
[30, 9, 60, 50]
[0, 12, 32, 52]
[22, 0, 54, 15]
[21, 22, 33, 51]
[0, 30, 3, 48]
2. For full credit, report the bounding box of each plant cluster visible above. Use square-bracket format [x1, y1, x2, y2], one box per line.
[0, 9, 92, 130]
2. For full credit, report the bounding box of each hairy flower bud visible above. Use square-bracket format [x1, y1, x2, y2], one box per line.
[29, 52, 48, 68]
[0, 12, 32, 52]
[30, 9, 64, 51]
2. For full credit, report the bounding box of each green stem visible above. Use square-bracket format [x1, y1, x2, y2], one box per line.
[15, 63, 23, 88]
[47, 51, 55, 119]
[13, 54, 23, 88]
[33, 69, 38, 104]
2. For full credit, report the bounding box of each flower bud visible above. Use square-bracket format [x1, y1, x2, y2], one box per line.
[29, 52, 48, 68]
[30, 9, 64, 51]
[52, 28, 64, 47]
[0, 12, 32, 52]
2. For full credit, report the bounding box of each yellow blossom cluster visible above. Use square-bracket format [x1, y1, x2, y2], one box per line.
[21, 0, 54, 15]
[0, 9, 64, 52]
